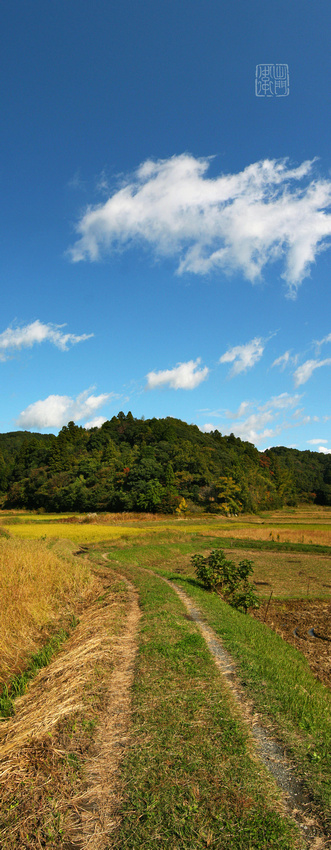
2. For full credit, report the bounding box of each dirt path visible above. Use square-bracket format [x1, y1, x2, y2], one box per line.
[67, 574, 141, 849]
[166, 579, 329, 850]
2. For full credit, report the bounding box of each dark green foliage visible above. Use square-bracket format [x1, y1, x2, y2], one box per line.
[1, 413, 331, 513]
[192, 548, 259, 613]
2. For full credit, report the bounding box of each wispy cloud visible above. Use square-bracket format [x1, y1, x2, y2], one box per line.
[264, 392, 302, 410]
[307, 438, 328, 445]
[219, 337, 265, 377]
[146, 358, 209, 390]
[0, 320, 93, 361]
[315, 332, 331, 351]
[271, 350, 298, 370]
[293, 358, 331, 386]
[226, 401, 251, 419]
[68, 153, 331, 295]
[202, 393, 302, 446]
[17, 389, 113, 430]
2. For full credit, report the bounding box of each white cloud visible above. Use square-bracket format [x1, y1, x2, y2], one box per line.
[219, 337, 265, 377]
[203, 409, 276, 445]
[225, 401, 251, 419]
[68, 153, 331, 295]
[146, 358, 209, 390]
[315, 332, 331, 349]
[293, 357, 331, 386]
[227, 416, 275, 445]
[307, 438, 328, 445]
[272, 351, 290, 369]
[202, 393, 304, 446]
[84, 416, 108, 429]
[17, 389, 112, 430]
[271, 350, 298, 370]
[318, 446, 331, 454]
[0, 320, 93, 361]
[263, 392, 302, 410]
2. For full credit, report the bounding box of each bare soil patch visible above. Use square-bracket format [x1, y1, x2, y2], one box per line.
[253, 600, 331, 690]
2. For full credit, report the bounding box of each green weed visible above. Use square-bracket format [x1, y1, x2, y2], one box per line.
[0, 627, 74, 718]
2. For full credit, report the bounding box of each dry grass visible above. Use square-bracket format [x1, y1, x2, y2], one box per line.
[0, 536, 96, 683]
[211, 525, 331, 546]
[0, 567, 139, 849]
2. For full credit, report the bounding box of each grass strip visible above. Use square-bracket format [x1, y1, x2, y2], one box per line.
[110, 562, 301, 849]
[0, 621, 77, 718]
[170, 576, 331, 831]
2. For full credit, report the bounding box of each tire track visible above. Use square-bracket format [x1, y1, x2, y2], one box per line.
[165, 578, 329, 850]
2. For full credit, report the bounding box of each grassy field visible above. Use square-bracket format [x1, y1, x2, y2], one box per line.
[0, 506, 330, 846]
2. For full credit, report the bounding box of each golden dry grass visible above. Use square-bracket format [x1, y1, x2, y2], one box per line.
[0, 567, 139, 849]
[0, 536, 96, 683]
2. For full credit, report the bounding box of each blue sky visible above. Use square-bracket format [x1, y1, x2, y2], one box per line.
[1, 0, 331, 452]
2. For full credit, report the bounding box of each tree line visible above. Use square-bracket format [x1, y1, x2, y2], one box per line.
[0, 413, 330, 513]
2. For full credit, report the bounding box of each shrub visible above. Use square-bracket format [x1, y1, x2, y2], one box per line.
[191, 548, 259, 613]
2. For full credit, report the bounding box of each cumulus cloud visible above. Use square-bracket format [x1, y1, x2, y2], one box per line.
[68, 153, 331, 295]
[219, 337, 265, 377]
[0, 320, 93, 361]
[318, 446, 331, 454]
[84, 416, 108, 429]
[293, 358, 331, 386]
[17, 389, 112, 430]
[146, 358, 208, 390]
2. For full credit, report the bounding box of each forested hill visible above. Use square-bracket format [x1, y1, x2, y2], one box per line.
[0, 413, 330, 513]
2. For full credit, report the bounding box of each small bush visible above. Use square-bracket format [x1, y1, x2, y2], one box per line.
[191, 548, 259, 613]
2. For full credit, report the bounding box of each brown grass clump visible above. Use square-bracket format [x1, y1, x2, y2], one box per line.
[0, 536, 96, 684]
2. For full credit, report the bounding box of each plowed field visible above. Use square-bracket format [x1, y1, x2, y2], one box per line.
[253, 599, 331, 689]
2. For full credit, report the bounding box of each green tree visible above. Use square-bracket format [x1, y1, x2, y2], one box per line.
[192, 548, 259, 613]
